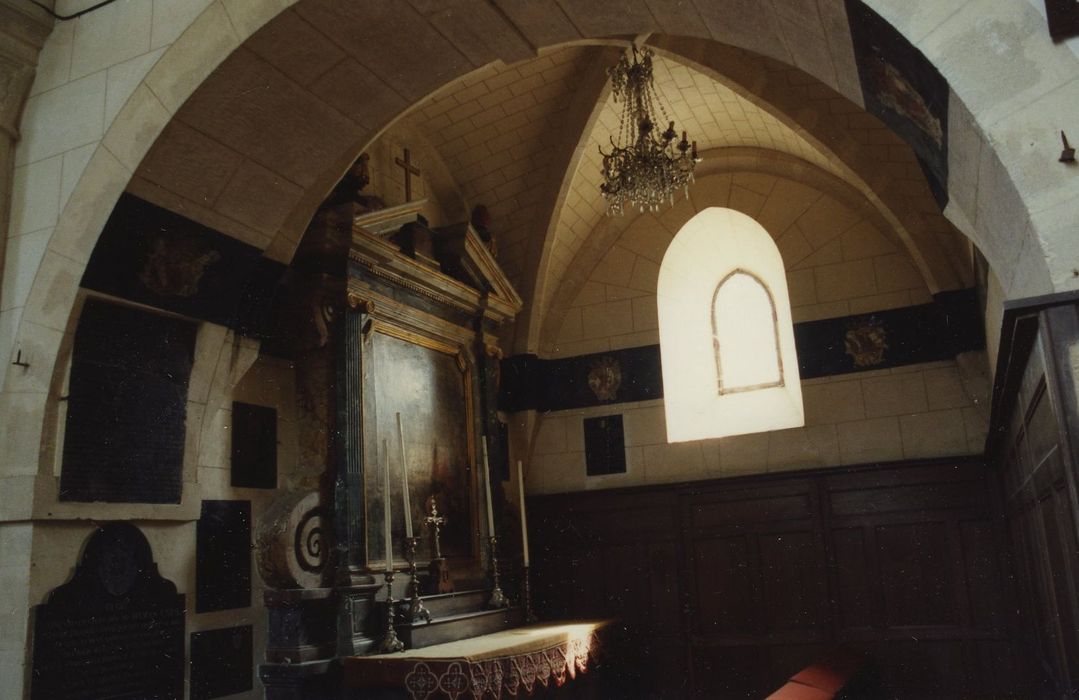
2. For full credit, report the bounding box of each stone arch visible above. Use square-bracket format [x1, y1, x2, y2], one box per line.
[5, 0, 1075, 485]
[0, 0, 302, 499]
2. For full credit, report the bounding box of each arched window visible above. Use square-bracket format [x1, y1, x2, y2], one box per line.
[658, 208, 803, 442]
[712, 270, 783, 393]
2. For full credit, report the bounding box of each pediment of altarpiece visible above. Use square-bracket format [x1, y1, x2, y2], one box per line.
[349, 200, 522, 328]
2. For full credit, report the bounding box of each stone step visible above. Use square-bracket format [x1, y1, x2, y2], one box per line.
[395, 606, 523, 650]
[405, 588, 488, 618]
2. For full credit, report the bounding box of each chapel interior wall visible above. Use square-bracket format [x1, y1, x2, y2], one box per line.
[528, 172, 988, 494]
[1, 1, 1077, 697]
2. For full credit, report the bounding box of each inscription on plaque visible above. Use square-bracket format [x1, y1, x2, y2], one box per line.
[196, 500, 252, 612]
[30, 522, 185, 700]
[190, 625, 253, 700]
[60, 299, 195, 504]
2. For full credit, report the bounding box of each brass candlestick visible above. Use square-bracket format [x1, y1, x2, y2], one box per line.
[376, 571, 405, 653]
[404, 536, 431, 623]
[522, 564, 537, 624]
[487, 536, 509, 608]
[425, 496, 453, 593]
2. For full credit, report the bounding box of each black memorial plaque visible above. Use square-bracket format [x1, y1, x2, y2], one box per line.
[190, 625, 253, 700]
[30, 522, 185, 700]
[60, 298, 196, 504]
[196, 500, 252, 612]
[231, 401, 278, 488]
[584, 415, 627, 476]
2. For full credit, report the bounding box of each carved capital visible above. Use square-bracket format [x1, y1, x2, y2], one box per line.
[347, 292, 373, 314]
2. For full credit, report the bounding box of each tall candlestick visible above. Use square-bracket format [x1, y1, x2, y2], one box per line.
[383, 438, 393, 571]
[396, 413, 413, 538]
[517, 460, 530, 568]
[481, 437, 495, 535]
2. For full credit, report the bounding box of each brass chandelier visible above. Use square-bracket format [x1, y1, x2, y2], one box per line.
[600, 46, 700, 216]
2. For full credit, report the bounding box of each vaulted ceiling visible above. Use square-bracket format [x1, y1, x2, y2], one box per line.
[123, 2, 973, 354]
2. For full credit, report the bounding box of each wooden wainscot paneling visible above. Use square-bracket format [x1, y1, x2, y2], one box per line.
[989, 292, 1079, 697]
[531, 488, 684, 698]
[530, 458, 1024, 698]
[681, 478, 829, 698]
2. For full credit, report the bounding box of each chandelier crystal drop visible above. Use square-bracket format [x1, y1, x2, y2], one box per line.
[599, 46, 701, 216]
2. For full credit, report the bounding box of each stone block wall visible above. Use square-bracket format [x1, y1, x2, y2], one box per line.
[527, 359, 988, 495]
[0, 523, 32, 699]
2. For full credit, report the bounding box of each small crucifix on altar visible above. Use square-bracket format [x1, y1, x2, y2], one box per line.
[394, 148, 422, 202]
[424, 495, 453, 593]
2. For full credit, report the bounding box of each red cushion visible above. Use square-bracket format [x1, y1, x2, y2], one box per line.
[765, 681, 836, 700]
[790, 650, 864, 693]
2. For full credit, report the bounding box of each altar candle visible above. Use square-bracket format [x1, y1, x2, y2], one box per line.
[517, 460, 530, 568]
[481, 437, 495, 535]
[396, 413, 413, 538]
[383, 439, 393, 571]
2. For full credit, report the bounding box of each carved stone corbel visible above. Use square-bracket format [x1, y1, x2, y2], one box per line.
[256, 491, 332, 589]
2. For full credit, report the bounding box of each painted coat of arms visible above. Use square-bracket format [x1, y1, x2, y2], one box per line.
[844, 317, 888, 367]
[587, 356, 622, 401]
[139, 235, 221, 298]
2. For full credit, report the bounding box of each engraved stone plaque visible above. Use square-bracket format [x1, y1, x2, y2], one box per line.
[30, 522, 185, 700]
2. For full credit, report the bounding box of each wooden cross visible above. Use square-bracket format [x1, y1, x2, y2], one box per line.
[394, 148, 422, 202]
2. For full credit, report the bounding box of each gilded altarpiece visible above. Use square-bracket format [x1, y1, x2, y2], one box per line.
[340, 202, 522, 586]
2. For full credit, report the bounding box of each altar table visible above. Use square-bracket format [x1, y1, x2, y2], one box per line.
[342, 621, 610, 699]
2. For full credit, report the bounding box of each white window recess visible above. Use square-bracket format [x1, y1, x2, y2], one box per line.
[658, 207, 803, 442]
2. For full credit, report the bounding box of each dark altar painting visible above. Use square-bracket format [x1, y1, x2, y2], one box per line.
[366, 327, 475, 567]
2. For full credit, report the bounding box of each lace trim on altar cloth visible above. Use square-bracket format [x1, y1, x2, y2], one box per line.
[402, 632, 602, 700]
